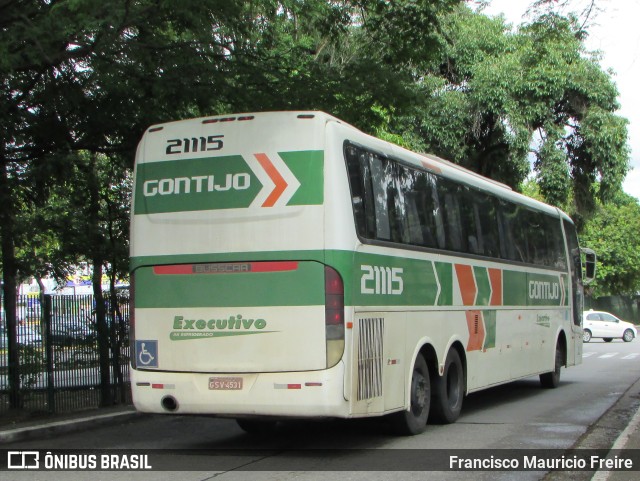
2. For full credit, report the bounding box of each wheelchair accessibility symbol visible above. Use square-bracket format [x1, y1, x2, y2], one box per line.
[135, 340, 158, 368]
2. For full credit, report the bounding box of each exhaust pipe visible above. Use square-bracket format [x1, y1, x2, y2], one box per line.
[161, 395, 178, 412]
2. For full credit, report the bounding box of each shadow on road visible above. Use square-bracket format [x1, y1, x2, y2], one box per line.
[162, 377, 573, 451]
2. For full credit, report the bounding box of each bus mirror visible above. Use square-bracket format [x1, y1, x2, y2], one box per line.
[581, 248, 596, 284]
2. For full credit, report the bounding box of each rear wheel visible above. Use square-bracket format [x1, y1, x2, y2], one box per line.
[623, 329, 634, 342]
[430, 349, 464, 424]
[390, 353, 430, 435]
[583, 329, 592, 343]
[540, 343, 564, 388]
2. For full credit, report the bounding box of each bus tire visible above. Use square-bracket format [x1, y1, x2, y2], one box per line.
[540, 342, 563, 388]
[236, 418, 277, 435]
[390, 353, 430, 435]
[429, 349, 464, 424]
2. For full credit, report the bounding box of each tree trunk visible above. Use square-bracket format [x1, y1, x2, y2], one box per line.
[0, 156, 22, 409]
[87, 154, 113, 406]
[92, 260, 113, 406]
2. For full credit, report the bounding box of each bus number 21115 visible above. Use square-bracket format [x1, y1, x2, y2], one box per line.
[361, 265, 403, 295]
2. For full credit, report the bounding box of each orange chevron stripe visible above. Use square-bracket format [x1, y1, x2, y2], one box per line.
[455, 264, 476, 306]
[488, 268, 503, 306]
[254, 153, 288, 207]
[465, 310, 485, 352]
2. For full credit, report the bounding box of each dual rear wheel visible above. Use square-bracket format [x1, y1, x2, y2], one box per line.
[392, 349, 464, 435]
[396, 340, 564, 434]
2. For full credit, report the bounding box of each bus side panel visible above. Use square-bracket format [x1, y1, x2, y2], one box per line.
[342, 248, 574, 402]
[347, 313, 406, 415]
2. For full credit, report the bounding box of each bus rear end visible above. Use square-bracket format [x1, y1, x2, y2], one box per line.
[129, 112, 347, 418]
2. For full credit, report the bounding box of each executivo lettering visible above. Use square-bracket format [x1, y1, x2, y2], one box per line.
[170, 314, 274, 340]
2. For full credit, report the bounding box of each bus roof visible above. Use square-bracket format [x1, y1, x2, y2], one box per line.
[142, 110, 570, 221]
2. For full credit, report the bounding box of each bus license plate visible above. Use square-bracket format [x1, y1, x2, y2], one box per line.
[209, 377, 243, 390]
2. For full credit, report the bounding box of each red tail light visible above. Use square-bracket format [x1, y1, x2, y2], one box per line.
[325, 266, 345, 368]
[325, 266, 344, 330]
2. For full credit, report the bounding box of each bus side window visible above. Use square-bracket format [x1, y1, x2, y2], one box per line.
[563, 218, 583, 326]
[527, 210, 542, 263]
[500, 201, 524, 263]
[547, 216, 568, 270]
[368, 155, 392, 241]
[431, 177, 446, 249]
[399, 167, 438, 248]
[345, 145, 376, 239]
[476, 194, 501, 258]
[440, 182, 465, 253]
[404, 191, 426, 246]
[458, 186, 481, 255]
[345, 145, 367, 237]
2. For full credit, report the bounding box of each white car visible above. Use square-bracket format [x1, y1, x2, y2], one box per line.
[583, 310, 637, 343]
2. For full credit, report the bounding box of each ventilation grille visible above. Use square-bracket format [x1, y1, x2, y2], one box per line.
[357, 317, 384, 401]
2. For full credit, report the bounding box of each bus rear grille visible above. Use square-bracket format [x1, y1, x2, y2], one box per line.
[357, 317, 384, 401]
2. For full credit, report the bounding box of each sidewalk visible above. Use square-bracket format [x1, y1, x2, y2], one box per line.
[591, 402, 640, 481]
[0, 405, 140, 444]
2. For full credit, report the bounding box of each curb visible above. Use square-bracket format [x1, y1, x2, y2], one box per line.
[0, 409, 142, 445]
[543, 374, 640, 481]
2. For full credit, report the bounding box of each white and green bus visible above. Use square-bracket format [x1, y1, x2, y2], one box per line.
[130, 111, 594, 434]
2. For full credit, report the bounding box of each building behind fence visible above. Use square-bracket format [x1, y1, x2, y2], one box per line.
[1, 293, 131, 417]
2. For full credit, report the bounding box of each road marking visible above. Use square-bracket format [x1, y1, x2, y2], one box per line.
[583, 352, 640, 360]
[599, 352, 618, 359]
[621, 353, 640, 359]
[599, 353, 619, 359]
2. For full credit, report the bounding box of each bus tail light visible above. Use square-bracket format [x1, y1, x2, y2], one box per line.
[129, 272, 137, 369]
[325, 266, 345, 368]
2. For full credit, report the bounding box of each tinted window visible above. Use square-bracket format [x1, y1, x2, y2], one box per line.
[563, 218, 583, 326]
[345, 142, 568, 270]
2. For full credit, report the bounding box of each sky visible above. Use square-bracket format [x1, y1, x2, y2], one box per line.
[479, 0, 640, 200]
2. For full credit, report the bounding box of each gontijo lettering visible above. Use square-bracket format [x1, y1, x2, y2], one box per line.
[528, 280, 560, 300]
[143, 173, 250, 196]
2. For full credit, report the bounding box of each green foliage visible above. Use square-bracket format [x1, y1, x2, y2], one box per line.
[388, 6, 629, 219]
[520, 178, 544, 202]
[0, 0, 633, 295]
[18, 345, 44, 390]
[580, 193, 640, 297]
[536, 132, 571, 207]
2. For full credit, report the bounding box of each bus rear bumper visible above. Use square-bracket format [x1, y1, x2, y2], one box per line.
[131, 361, 349, 418]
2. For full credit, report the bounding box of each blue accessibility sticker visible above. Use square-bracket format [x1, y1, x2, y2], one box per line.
[135, 340, 158, 368]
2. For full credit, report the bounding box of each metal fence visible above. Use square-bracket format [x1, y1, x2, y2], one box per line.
[1, 293, 131, 416]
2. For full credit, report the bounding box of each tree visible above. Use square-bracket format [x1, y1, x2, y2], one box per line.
[580, 193, 640, 301]
[1, 0, 461, 408]
[384, 5, 629, 222]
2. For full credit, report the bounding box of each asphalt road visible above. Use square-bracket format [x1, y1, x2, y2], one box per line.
[5, 338, 640, 481]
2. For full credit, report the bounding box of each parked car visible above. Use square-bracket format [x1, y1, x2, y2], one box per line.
[0, 325, 42, 348]
[583, 310, 637, 342]
[49, 319, 96, 347]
